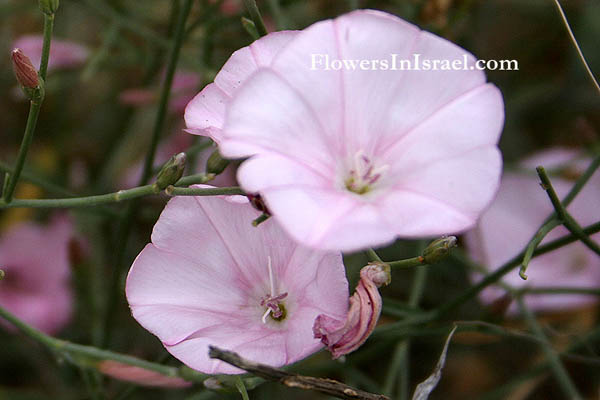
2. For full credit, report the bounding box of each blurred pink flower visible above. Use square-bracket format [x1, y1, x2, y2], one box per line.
[186, 10, 504, 252]
[314, 263, 390, 359]
[120, 70, 200, 115]
[185, 30, 298, 140]
[13, 35, 88, 71]
[98, 360, 191, 388]
[126, 189, 348, 374]
[465, 148, 600, 313]
[0, 216, 75, 334]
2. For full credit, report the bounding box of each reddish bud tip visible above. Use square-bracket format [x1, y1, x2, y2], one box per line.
[11, 48, 39, 89]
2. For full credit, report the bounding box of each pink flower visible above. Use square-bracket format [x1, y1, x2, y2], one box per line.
[98, 360, 191, 388]
[185, 10, 504, 252]
[465, 148, 600, 313]
[184, 30, 298, 140]
[125, 188, 349, 374]
[313, 263, 390, 359]
[13, 35, 88, 71]
[0, 216, 75, 334]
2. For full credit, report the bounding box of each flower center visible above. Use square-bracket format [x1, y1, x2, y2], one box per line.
[260, 256, 288, 323]
[344, 150, 389, 195]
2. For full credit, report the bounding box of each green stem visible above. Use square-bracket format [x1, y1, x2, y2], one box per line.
[365, 248, 383, 262]
[537, 166, 600, 256]
[242, 0, 268, 36]
[517, 297, 582, 400]
[166, 186, 245, 196]
[234, 376, 250, 400]
[38, 13, 54, 80]
[0, 184, 160, 208]
[0, 175, 220, 209]
[387, 256, 426, 268]
[3, 12, 54, 203]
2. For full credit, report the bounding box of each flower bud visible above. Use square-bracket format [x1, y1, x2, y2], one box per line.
[0, 270, 5, 280]
[12, 49, 39, 89]
[97, 360, 191, 388]
[155, 153, 186, 190]
[206, 149, 230, 175]
[422, 236, 457, 264]
[39, 0, 59, 14]
[313, 264, 390, 359]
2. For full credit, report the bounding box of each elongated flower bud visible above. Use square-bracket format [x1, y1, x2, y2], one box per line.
[12, 49, 39, 89]
[155, 153, 186, 190]
[98, 360, 191, 388]
[206, 149, 229, 175]
[39, 0, 59, 14]
[422, 236, 457, 264]
[313, 263, 390, 359]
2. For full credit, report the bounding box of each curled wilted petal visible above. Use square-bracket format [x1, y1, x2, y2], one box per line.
[98, 360, 191, 388]
[313, 263, 390, 359]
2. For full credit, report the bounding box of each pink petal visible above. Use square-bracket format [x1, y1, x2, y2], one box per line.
[184, 31, 298, 141]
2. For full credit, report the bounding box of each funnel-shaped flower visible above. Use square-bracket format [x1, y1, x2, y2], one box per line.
[186, 9, 504, 252]
[126, 187, 348, 374]
[13, 35, 88, 71]
[314, 263, 390, 359]
[0, 216, 74, 334]
[465, 149, 600, 313]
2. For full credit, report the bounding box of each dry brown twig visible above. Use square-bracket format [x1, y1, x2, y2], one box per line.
[208, 346, 390, 400]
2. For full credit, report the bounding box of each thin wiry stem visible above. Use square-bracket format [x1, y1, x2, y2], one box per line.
[537, 166, 600, 256]
[552, 0, 600, 94]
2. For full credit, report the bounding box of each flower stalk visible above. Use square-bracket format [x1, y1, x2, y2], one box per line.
[3, 11, 54, 203]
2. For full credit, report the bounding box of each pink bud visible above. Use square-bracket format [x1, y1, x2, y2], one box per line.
[98, 360, 191, 388]
[313, 264, 390, 359]
[11, 48, 39, 88]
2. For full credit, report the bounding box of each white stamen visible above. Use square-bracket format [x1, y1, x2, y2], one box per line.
[261, 308, 272, 324]
[267, 255, 275, 297]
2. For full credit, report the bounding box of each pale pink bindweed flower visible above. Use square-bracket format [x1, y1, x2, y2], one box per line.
[314, 263, 390, 359]
[185, 10, 505, 252]
[465, 148, 600, 314]
[126, 188, 349, 374]
[13, 35, 88, 71]
[0, 216, 75, 334]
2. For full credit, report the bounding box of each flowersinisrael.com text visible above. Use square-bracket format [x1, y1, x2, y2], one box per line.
[310, 53, 519, 71]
